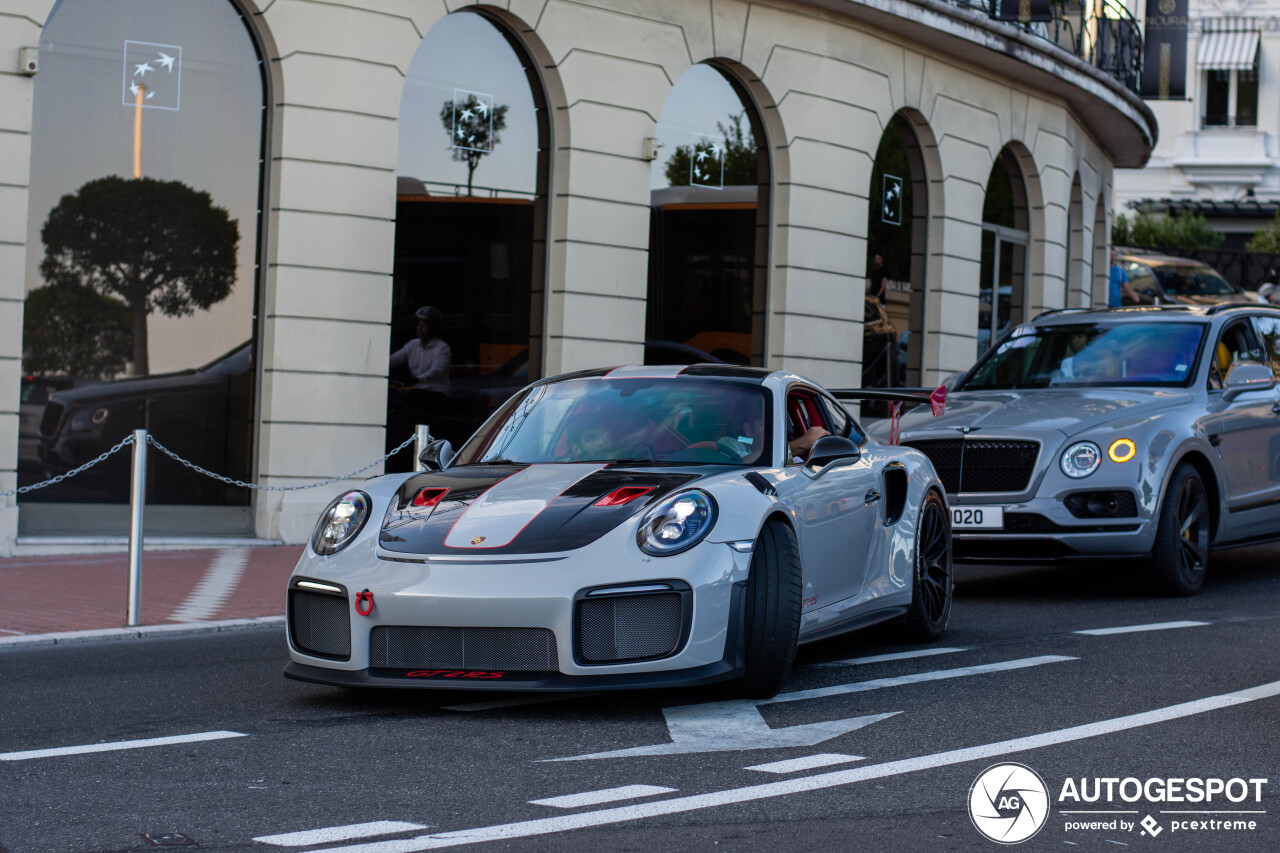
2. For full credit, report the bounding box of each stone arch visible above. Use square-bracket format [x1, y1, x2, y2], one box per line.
[1092, 194, 1110, 307]
[1067, 173, 1086, 308]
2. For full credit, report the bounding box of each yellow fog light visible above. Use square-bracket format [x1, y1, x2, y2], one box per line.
[1108, 438, 1136, 463]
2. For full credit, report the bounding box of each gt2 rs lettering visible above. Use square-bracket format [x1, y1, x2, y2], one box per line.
[405, 670, 506, 679]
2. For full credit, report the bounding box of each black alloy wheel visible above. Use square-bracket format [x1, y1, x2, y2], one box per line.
[1147, 463, 1209, 596]
[903, 490, 952, 641]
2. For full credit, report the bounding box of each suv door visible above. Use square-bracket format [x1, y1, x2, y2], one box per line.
[773, 385, 879, 613]
[1209, 318, 1280, 519]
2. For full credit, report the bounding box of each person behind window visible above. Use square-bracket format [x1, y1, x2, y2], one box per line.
[1109, 251, 1140, 307]
[867, 253, 887, 304]
[390, 305, 452, 394]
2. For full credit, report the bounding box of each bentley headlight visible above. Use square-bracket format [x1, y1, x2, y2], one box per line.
[311, 491, 371, 556]
[1060, 441, 1102, 479]
[637, 490, 716, 556]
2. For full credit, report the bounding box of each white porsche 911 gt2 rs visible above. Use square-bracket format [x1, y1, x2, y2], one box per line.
[284, 364, 953, 698]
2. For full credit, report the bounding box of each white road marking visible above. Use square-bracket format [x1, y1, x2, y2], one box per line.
[301, 680, 1280, 852]
[255, 822, 429, 847]
[760, 655, 1076, 706]
[548, 656, 1074, 761]
[529, 786, 676, 809]
[170, 548, 249, 622]
[810, 647, 969, 668]
[0, 730, 246, 761]
[1074, 621, 1208, 636]
[745, 753, 864, 774]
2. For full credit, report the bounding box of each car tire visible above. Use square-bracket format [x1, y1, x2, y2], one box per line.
[737, 518, 803, 699]
[1145, 463, 1209, 596]
[901, 490, 953, 642]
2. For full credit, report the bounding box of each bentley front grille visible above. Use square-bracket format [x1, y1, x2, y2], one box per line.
[904, 438, 1039, 493]
[288, 588, 352, 661]
[576, 591, 684, 664]
[370, 626, 560, 672]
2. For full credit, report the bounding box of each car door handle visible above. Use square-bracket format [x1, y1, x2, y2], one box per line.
[864, 489, 881, 505]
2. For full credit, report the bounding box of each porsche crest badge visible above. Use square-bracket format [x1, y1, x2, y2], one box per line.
[471, 536, 486, 545]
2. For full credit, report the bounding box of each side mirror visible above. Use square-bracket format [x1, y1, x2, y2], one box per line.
[1222, 361, 1276, 402]
[418, 438, 455, 471]
[806, 435, 861, 474]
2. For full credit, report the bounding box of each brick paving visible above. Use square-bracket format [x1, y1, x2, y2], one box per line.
[0, 546, 304, 636]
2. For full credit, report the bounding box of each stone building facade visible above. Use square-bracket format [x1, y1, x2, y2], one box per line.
[0, 0, 1155, 553]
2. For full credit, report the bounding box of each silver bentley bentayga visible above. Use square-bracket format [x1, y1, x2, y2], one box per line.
[892, 304, 1280, 595]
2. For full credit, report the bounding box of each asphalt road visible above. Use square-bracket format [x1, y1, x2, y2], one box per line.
[2, 544, 1278, 853]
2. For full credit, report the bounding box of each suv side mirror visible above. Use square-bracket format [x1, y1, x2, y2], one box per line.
[418, 438, 455, 471]
[805, 435, 861, 475]
[1222, 361, 1276, 401]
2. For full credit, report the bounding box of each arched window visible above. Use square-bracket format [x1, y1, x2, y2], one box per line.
[646, 64, 770, 367]
[389, 10, 547, 466]
[978, 148, 1031, 357]
[20, 0, 266, 532]
[865, 113, 932, 392]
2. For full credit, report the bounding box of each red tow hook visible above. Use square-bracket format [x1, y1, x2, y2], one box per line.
[354, 589, 374, 616]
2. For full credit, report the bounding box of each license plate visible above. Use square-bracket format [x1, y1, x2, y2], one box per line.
[951, 506, 1003, 529]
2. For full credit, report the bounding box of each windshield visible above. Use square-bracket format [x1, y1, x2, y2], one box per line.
[453, 377, 772, 466]
[1152, 266, 1237, 296]
[960, 322, 1207, 390]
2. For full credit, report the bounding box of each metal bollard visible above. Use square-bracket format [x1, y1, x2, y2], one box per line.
[413, 425, 432, 472]
[126, 429, 147, 627]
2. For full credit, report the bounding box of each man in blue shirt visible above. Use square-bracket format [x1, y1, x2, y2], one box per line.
[1108, 250, 1140, 307]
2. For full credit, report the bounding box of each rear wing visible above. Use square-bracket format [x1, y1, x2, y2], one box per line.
[829, 386, 946, 444]
[829, 387, 944, 411]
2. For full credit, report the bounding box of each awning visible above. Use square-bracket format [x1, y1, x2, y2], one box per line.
[1197, 29, 1260, 70]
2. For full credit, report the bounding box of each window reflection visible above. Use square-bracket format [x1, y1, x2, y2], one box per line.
[19, 0, 263, 519]
[389, 12, 543, 469]
[647, 65, 765, 368]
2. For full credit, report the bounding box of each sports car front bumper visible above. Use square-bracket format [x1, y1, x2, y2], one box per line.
[284, 525, 754, 690]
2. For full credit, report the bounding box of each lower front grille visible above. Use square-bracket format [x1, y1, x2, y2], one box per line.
[370, 626, 559, 671]
[576, 591, 685, 664]
[904, 438, 1039, 493]
[289, 588, 352, 661]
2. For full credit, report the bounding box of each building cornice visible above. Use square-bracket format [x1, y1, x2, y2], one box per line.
[796, 0, 1159, 167]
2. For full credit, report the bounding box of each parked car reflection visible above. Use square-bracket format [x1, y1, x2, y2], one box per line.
[33, 342, 253, 505]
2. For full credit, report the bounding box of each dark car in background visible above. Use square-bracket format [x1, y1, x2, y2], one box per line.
[1115, 250, 1252, 307]
[34, 342, 253, 504]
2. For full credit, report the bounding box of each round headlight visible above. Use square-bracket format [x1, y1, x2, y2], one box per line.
[637, 490, 716, 556]
[68, 408, 92, 432]
[1108, 438, 1136, 463]
[1060, 442, 1102, 479]
[311, 490, 371, 556]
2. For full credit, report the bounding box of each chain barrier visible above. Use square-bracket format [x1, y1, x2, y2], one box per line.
[0, 434, 137, 498]
[1, 432, 419, 499]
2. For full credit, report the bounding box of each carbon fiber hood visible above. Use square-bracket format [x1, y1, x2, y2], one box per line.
[377, 464, 703, 555]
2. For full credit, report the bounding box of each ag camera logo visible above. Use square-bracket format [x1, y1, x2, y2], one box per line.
[969, 763, 1051, 844]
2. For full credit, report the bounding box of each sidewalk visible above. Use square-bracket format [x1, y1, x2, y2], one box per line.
[0, 545, 304, 641]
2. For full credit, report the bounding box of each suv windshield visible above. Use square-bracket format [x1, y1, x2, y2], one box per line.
[1153, 266, 1237, 296]
[453, 377, 772, 466]
[960, 322, 1207, 390]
